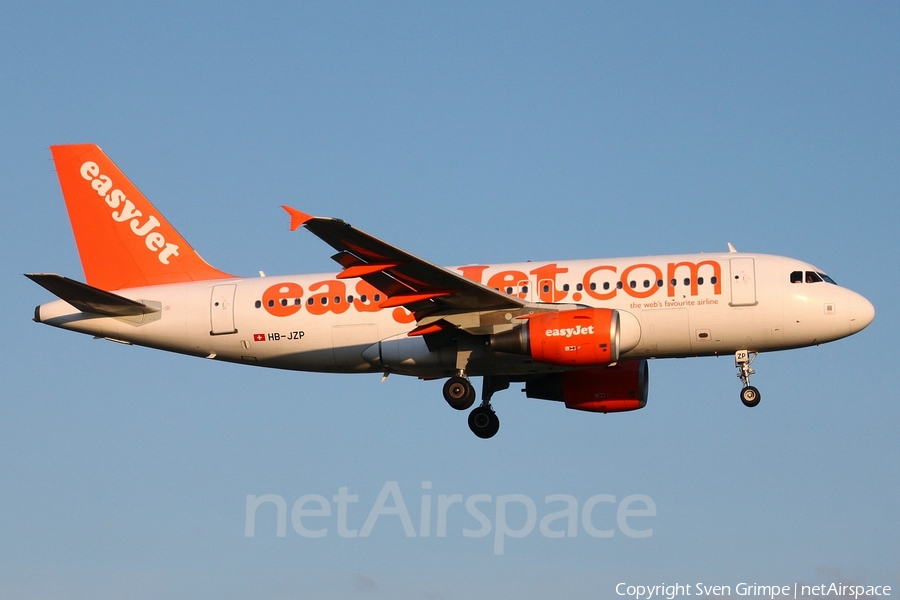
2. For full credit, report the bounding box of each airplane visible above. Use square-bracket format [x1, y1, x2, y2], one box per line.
[28, 144, 875, 439]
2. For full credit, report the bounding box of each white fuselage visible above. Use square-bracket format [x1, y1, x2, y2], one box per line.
[35, 252, 873, 378]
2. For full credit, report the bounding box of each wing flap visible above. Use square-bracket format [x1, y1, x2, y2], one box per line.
[337, 262, 402, 279]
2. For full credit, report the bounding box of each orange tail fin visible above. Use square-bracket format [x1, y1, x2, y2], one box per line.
[50, 144, 235, 290]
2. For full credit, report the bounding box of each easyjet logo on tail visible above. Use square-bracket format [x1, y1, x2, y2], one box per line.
[79, 161, 180, 265]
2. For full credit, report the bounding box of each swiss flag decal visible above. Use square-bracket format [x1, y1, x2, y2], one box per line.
[253, 334, 266, 342]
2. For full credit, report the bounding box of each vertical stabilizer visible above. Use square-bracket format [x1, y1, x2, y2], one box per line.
[50, 144, 235, 290]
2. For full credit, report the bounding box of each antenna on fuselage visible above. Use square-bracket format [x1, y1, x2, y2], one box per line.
[727, 243, 738, 253]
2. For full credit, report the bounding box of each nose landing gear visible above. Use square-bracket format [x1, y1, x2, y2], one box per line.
[735, 350, 761, 407]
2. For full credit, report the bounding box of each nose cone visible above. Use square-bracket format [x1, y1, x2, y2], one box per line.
[849, 292, 875, 334]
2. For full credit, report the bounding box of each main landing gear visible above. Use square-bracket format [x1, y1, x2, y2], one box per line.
[442, 376, 476, 411]
[735, 350, 761, 408]
[442, 374, 506, 439]
[468, 405, 499, 439]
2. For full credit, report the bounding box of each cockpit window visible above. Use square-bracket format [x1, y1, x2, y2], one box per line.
[791, 270, 838, 285]
[805, 271, 824, 283]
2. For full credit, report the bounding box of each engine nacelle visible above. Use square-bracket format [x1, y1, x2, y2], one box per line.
[490, 308, 621, 366]
[525, 359, 649, 413]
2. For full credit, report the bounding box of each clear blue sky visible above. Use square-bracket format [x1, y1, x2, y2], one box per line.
[2, 2, 898, 598]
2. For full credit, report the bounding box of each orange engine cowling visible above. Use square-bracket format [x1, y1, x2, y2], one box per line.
[490, 308, 620, 366]
[525, 359, 649, 413]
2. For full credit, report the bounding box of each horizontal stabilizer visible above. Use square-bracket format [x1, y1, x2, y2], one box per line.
[25, 273, 160, 317]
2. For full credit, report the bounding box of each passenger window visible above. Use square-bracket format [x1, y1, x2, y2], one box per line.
[576, 283, 583, 292]
[603, 282, 610, 291]
[255, 300, 261, 309]
[711, 276, 718, 284]
[683, 278, 690, 286]
[698, 277, 704, 285]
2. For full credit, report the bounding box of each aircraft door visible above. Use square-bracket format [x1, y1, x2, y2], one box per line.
[729, 258, 757, 307]
[210, 284, 238, 335]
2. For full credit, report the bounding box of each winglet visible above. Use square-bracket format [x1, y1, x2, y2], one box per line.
[282, 206, 314, 231]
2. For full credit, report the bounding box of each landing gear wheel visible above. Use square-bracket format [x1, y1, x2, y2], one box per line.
[468, 405, 500, 439]
[443, 376, 476, 411]
[740, 385, 761, 408]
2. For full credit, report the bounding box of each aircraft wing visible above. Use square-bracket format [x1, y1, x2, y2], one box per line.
[283, 206, 526, 323]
